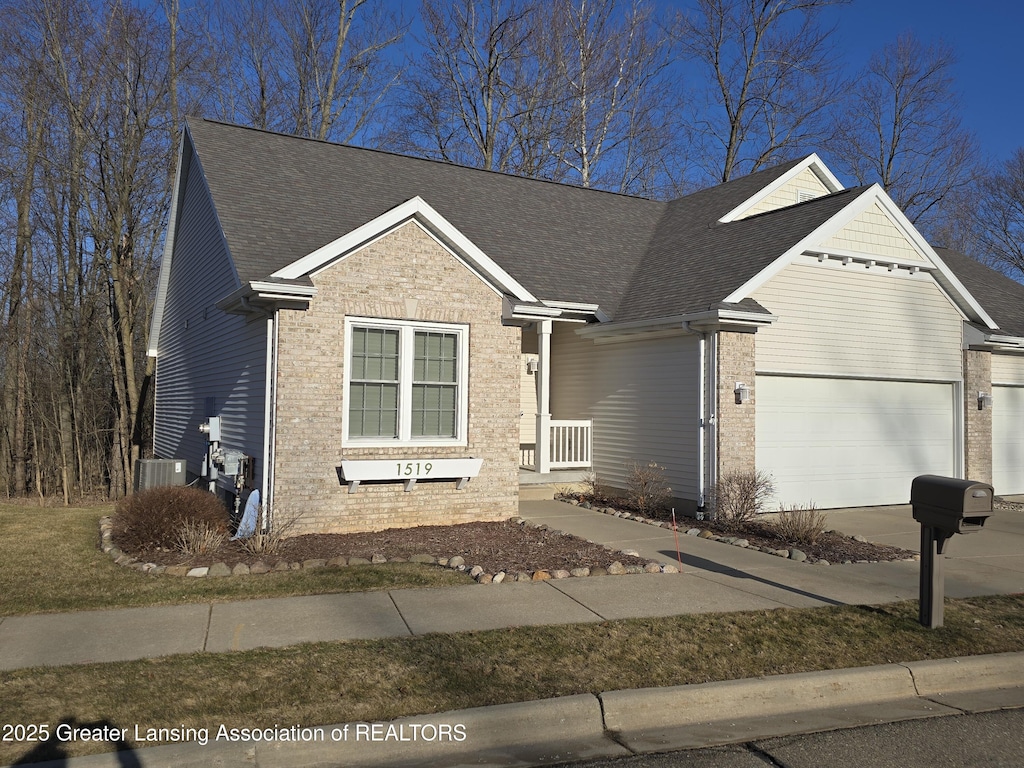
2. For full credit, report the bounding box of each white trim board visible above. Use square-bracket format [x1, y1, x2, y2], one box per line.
[271, 196, 536, 303]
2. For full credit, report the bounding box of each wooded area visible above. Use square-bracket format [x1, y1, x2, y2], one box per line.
[1, 0, 1022, 501]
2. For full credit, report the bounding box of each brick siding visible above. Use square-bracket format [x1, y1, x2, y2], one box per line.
[272, 221, 520, 534]
[963, 349, 993, 484]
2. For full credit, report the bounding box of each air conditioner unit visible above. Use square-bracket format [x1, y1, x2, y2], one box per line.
[134, 459, 187, 492]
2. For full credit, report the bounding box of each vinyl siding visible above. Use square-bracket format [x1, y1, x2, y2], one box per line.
[992, 353, 1024, 385]
[821, 203, 926, 261]
[551, 324, 700, 500]
[152, 150, 267, 481]
[740, 168, 831, 218]
[752, 260, 963, 381]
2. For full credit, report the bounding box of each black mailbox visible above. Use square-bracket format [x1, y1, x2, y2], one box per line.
[910, 475, 993, 535]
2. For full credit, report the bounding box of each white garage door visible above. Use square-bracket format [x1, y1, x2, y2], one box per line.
[994, 385, 1024, 495]
[756, 376, 957, 509]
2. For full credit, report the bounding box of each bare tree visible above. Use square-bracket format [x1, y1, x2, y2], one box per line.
[550, 0, 676, 194]
[672, 0, 848, 184]
[206, 0, 404, 144]
[403, 0, 539, 172]
[828, 33, 981, 234]
[976, 149, 1024, 278]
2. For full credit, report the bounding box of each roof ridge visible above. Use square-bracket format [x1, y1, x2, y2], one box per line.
[188, 116, 661, 204]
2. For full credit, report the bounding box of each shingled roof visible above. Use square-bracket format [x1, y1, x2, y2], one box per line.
[184, 119, 1000, 326]
[934, 248, 1024, 338]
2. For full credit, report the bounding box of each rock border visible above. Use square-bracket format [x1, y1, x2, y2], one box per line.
[99, 516, 681, 582]
[558, 498, 921, 566]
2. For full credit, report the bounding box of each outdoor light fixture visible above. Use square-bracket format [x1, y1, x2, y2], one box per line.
[735, 382, 751, 404]
[526, 358, 539, 374]
[978, 391, 993, 410]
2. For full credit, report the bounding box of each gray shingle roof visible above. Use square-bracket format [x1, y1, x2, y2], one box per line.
[934, 248, 1024, 338]
[182, 119, 870, 321]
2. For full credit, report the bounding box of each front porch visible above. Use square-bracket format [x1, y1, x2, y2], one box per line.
[519, 419, 593, 473]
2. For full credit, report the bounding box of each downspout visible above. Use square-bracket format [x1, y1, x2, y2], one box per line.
[685, 323, 714, 512]
[704, 331, 718, 514]
[262, 310, 279, 532]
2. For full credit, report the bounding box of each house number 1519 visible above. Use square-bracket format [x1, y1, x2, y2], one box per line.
[398, 462, 433, 477]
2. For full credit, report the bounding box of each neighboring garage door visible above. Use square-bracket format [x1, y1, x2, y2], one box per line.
[993, 386, 1024, 495]
[756, 376, 956, 509]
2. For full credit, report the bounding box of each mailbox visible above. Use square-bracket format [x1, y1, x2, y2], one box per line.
[910, 475, 993, 535]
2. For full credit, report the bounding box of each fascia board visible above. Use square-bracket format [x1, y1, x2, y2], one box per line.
[722, 186, 880, 304]
[147, 133, 190, 358]
[872, 193, 999, 331]
[718, 154, 844, 224]
[271, 196, 537, 302]
[722, 185, 999, 330]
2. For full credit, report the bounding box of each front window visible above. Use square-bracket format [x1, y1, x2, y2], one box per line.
[345, 319, 468, 445]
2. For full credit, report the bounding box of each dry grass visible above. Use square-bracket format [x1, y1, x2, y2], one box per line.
[2, 594, 1023, 764]
[0, 503, 470, 617]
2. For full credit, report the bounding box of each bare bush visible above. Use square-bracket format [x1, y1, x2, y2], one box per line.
[771, 504, 828, 546]
[238, 507, 300, 556]
[712, 471, 776, 523]
[113, 486, 229, 551]
[626, 461, 672, 515]
[175, 520, 227, 556]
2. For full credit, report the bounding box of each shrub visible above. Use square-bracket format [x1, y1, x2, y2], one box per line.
[626, 461, 672, 515]
[113, 486, 229, 552]
[175, 520, 227, 556]
[712, 471, 776, 523]
[771, 504, 828, 546]
[239, 506, 298, 556]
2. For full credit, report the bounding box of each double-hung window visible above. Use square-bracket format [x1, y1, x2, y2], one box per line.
[344, 318, 468, 446]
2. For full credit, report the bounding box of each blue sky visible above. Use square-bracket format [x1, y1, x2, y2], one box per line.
[818, 0, 1021, 165]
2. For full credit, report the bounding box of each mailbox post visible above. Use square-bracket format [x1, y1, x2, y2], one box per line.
[910, 475, 993, 628]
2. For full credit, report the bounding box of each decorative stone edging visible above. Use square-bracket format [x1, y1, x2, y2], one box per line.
[98, 516, 681, 582]
[558, 498, 921, 566]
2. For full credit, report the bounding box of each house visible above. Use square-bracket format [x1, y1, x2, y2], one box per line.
[148, 118, 1024, 535]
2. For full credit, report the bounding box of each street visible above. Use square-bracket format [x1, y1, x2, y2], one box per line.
[557, 708, 1024, 767]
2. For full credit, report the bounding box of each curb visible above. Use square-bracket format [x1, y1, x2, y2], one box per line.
[9, 652, 1024, 768]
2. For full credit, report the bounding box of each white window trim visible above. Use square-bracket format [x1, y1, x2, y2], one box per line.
[343, 317, 469, 447]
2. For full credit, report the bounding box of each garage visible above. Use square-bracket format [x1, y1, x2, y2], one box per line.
[755, 375, 957, 509]
[993, 385, 1024, 496]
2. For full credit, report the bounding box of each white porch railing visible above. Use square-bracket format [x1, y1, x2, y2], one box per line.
[520, 420, 593, 470]
[549, 419, 592, 468]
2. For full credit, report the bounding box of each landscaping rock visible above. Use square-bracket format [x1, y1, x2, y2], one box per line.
[303, 559, 327, 570]
[165, 565, 189, 577]
[687, 528, 701, 536]
[589, 566, 609, 577]
[492, 571, 506, 584]
[469, 565, 484, 578]
[789, 549, 807, 562]
[326, 556, 347, 568]
[551, 569, 570, 579]
[186, 567, 209, 578]
[570, 567, 591, 578]
[448, 556, 466, 568]
[370, 553, 387, 564]
[516, 571, 532, 582]
[410, 554, 435, 564]
[852, 534, 869, 543]
[477, 572, 492, 584]
[733, 539, 750, 548]
[347, 557, 371, 566]
[698, 530, 715, 539]
[644, 563, 662, 573]
[232, 563, 251, 576]
[532, 570, 551, 581]
[662, 564, 680, 573]
[250, 561, 270, 574]
[208, 562, 231, 577]
[625, 565, 644, 574]
[607, 561, 627, 575]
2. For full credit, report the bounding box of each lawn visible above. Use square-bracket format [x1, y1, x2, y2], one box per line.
[3, 500, 1023, 765]
[0, 502, 470, 616]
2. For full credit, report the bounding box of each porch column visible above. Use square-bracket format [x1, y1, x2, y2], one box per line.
[535, 320, 552, 473]
[964, 348, 993, 484]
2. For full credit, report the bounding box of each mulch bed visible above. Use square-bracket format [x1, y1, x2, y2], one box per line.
[118, 519, 654, 573]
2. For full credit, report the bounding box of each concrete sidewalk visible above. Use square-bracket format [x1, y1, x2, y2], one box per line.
[2, 499, 1022, 767]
